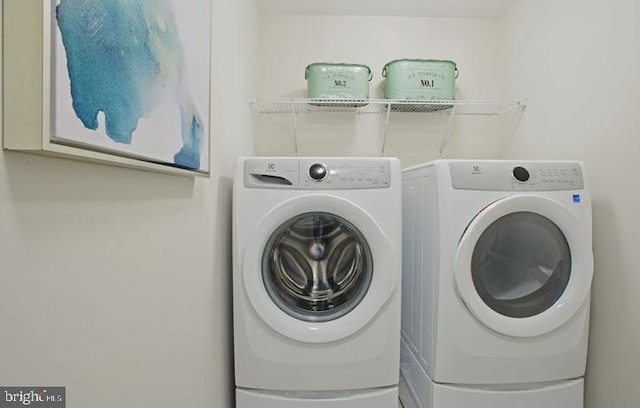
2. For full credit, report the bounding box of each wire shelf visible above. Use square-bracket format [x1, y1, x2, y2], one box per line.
[249, 97, 527, 157]
[250, 98, 526, 116]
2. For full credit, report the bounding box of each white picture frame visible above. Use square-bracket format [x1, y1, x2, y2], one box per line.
[2, 0, 212, 177]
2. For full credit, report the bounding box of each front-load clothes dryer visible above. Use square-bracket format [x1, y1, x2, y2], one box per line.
[399, 160, 593, 408]
[233, 157, 402, 408]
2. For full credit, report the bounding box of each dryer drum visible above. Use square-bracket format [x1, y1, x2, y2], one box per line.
[471, 211, 572, 319]
[262, 212, 374, 322]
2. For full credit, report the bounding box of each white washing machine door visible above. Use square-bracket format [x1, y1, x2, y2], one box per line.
[242, 194, 397, 343]
[454, 195, 593, 337]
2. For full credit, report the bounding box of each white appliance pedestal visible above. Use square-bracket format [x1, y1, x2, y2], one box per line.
[237, 387, 399, 408]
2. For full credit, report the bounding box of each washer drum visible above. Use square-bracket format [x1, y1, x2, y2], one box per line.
[382, 59, 458, 100]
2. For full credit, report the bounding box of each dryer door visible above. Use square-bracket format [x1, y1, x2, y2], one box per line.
[454, 195, 593, 337]
[242, 194, 398, 343]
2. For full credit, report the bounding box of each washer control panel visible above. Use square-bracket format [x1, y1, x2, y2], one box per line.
[244, 158, 392, 189]
[449, 161, 585, 191]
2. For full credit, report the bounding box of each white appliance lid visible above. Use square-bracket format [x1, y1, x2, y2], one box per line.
[242, 193, 398, 343]
[454, 195, 593, 337]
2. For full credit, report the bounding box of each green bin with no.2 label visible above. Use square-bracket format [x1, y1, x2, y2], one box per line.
[305, 63, 372, 105]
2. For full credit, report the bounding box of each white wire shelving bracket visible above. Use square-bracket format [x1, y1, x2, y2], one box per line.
[249, 98, 527, 156]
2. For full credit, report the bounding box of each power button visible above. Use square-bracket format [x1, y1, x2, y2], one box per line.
[512, 166, 530, 183]
[309, 163, 328, 181]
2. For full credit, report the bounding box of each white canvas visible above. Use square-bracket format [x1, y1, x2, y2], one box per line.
[53, 0, 211, 172]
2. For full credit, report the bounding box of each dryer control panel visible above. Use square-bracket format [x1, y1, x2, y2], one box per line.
[244, 158, 393, 189]
[449, 161, 585, 191]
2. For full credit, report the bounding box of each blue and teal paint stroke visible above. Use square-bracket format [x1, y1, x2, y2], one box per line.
[56, 0, 203, 169]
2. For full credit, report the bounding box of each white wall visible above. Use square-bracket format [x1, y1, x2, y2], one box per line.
[0, 1, 257, 407]
[255, 16, 504, 163]
[256, 16, 501, 100]
[501, 0, 640, 407]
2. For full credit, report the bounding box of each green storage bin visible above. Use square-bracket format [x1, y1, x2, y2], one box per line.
[305, 63, 372, 104]
[382, 59, 458, 101]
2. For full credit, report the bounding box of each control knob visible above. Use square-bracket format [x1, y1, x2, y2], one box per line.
[309, 163, 328, 181]
[512, 166, 530, 182]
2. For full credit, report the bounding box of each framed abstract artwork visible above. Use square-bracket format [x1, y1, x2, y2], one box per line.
[3, 0, 211, 176]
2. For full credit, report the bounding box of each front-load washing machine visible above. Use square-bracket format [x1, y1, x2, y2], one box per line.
[233, 157, 402, 408]
[399, 160, 593, 408]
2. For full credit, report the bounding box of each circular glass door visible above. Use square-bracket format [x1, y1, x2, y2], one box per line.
[262, 212, 373, 322]
[471, 211, 571, 318]
[454, 195, 593, 337]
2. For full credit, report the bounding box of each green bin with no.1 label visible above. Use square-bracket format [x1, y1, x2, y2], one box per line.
[382, 59, 458, 101]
